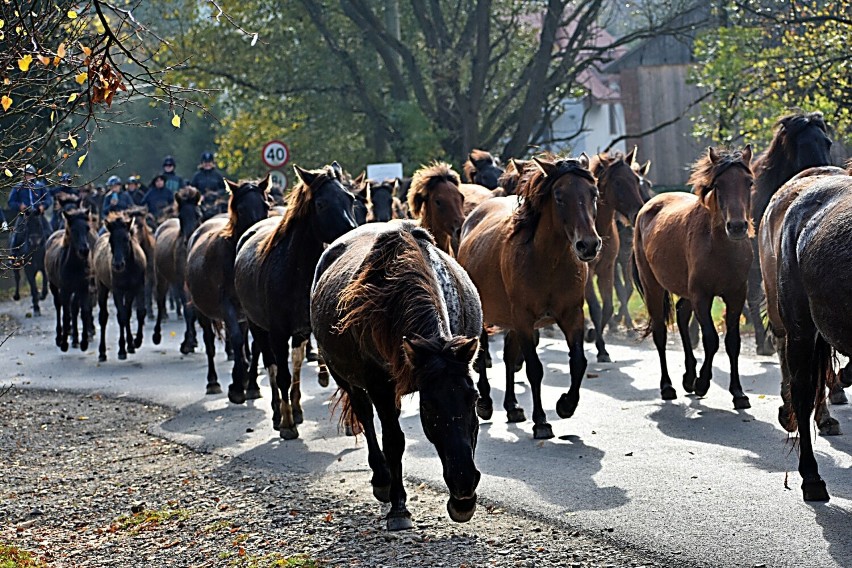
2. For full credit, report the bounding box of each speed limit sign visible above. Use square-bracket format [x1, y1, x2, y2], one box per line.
[262, 140, 290, 169]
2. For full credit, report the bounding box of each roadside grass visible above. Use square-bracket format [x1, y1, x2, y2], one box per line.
[110, 507, 191, 535]
[607, 291, 749, 334]
[0, 542, 46, 568]
[218, 551, 323, 567]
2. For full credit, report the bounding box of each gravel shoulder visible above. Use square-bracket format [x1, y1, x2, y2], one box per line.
[1, 388, 669, 567]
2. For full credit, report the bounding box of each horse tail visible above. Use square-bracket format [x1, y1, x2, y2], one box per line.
[330, 387, 364, 436]
[630, 250, 672, 338]
[813, 334, 837, 427]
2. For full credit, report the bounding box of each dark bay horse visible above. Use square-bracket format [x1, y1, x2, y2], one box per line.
[126, 206, 156, 319]
[45, 208, 95, 352]
[153, 186, 202, 352]
[747, 111, 833, 355]
[12, 211, 49, 315]
[497, 159, 529, 195]
[463, 149, 504, 190]
[633, 146, 754, 407]
[234, 162, 357, 438]
[311, 222, 482, 530]
[758, 165, 852, 501]
[458, 154, 601, 439]
[352, 176, 402, 224]
[584, 148, 646, 362]
[407, 162, 466, 255]
[186, 176, 271, 401]
[93, 213, 147, 361]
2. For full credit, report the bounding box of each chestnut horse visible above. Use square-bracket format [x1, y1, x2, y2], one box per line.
[463, 149, 504, 190]
[311, 222, 482, 530]
[633, 146, 753, 407]
[497, 159, 529, 195]
[185, 176, 270, 401]
[93, 213, 147, 361]
[758, 165, 852, 501]
[152, 186, 202, 352]
[45, 208, 96, 352]
[407, 162, 466, 255]
[234, 162, 357, 438]
[747, 111, 833, 355]
[458, 154, 601, 439]
[584, 148, 647, 362]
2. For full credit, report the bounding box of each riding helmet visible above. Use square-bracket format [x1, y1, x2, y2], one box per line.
[201, 151, 214, 163]
[107, 175, 122, 186]
[163, 156, 176, 167]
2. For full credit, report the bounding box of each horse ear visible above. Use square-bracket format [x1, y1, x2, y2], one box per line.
[257, 173, 272, 194]
[510, 158, 527, 174]
[353, 171, 366, 187]
[224, 179, 240, 194]
[708, 147, 720, 164]
[532, 157, 557, 177]
[578, 152, 591, 169]
[331, 161, 344, 179]
[640, 160, 651, 176]
[294, 165, 316, 187]
[741, 144, 752, 166]
[453, 337, 479, 364]
[402, 335, 427, 367]
[626, 146, 638, 167]
[392, 178, 400, 193]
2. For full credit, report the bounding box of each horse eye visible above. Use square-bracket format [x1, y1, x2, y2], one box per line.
[435, 200, 442, 207]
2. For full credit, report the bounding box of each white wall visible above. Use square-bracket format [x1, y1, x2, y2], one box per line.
[547, 98, 626, 156]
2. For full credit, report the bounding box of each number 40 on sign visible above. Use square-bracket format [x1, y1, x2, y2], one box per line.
[262, 140, 289, 169]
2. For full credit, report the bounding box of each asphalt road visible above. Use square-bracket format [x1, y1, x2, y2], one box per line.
[4, 298, 852, 568]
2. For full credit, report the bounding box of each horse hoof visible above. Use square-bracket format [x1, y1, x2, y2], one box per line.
[818, 417, 841, 437]
[533, 423, 554, 440]
[206, 383, 222, 395]
[661, 386, 677, 401]
[279, 426, 299, 440]
[447, 496, 477, 523]
[134, 337, 143, 349]
[840, 368, 852, 388]
[153, 333, 161, 345]
[386, 512, 413, 531]
[293, 411, 304, 425]
[33, 308, 40, 317]
[80, 340, 88, 352]
[693, 378, 710, 398]
[778, 405, 797, 432]
[12, 293, 19, 301]
[306, 351, 318, 363]
[597, 353, 611, 363]
[98, 354, 107, 362]
[318, 370, 330, 388]
[682, 374, 695, 394]
[179, 342, 193, 355]
[756, 343, 776, 356]
[829, 389, 848, 405]
[733, 396, 751, 410]
[60, 342, 69, 353]
[584, 328, 595, 343]
[228, 388, 246, 405]
[118, 352, 127, 360]
[802, 479, 830, 502]
[506, 407, 526, 423]
[476, 400, 493, 421]
[245, 388, 262, 400]
[555, 392, 578, 419]
[372, 484, 391, 503]
[484, 355, 492, 369]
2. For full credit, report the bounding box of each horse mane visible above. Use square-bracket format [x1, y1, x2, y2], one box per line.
[753, 111, 828, 201]
[408, 162, 460, 219]
[335, 223, 446, 403]
[689, 147, 751, 203]
[104, 211, 129, 226]
[220, 179, 267, 240]
[512, 154, 595, 241]
[61, 207, 90, 246]
[176, 185, 201, 204]
[463, 149, 495, 183]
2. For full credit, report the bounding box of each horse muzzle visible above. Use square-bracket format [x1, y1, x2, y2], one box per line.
[574, 236, 601, 262]
[112, 261, 126, 272]
[725, 220, 749, 240]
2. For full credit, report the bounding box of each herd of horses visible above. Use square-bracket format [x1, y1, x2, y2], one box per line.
[14, 110, 851, 529]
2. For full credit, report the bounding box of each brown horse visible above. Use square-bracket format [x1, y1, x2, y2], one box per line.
[497, 159, 530, 195]
[463, 149, 504, 190]
[407, 162, 466, 255]
[125, 206, 156, 320]
[458, 154, 601, 439]
[152, 186, 202, 352]
[93, 212, 148, 361]
[185, 176, 271, 401]
[758, 165, 852, 501]
[747, 111, 833, 355]
[583, 148, 647, 362]
[311, 222, 482, 530]
[633, 146, 753, 407]
[234, 162, 357, 438]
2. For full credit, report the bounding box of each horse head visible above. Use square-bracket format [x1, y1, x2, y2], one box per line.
[409, 162, 465, 253]
[366, 179, 397, 223]
[631, 159, 654, 202]
[63, 208, 92, 259]
[402, 335, 481, 522]
[292, 161, 357, 243]
[592, 147, 646, 224]
[175, 186, 203, 241]
[105, 213, 133, 273]
[694, 145, 754, 240]
[224, 175, 272, 239]
[465, 149, 504, 190]
[779, 112, 833, 172]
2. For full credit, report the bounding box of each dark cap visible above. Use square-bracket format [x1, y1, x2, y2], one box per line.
[201, 151, 214, 162]
[163, 156, 176, 167]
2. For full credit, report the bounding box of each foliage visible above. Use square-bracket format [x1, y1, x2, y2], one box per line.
[690, 1, 851, 147]
[110, 507, 191, 535]
[0, 542, 46, 568]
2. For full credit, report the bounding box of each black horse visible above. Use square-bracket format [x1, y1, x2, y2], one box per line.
[747, 111, 833, 355]
[234, 162, 357, 437]
[11, 211, 49, 315]
[311, 221, 482, 530]
[45, 208, 95, 352]
[463, 149, 504, 190]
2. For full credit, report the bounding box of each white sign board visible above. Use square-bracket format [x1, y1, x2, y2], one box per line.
[268, 170, 288, 189]
[366, 162, 403, 182]
[262, 140, 290, 169]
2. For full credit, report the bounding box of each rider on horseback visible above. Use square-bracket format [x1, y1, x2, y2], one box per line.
[8, 165, 52, 255]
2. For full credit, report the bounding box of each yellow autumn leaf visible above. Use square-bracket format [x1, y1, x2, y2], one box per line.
[4, 169, 12, 177]
[1, 95, 11, 112]
[171, 114, 181, 128]
[77, 153, 87, 167]
[80, 44, 91, 57]
[18, 54, 33, 72]
[38, 55, 51, 66]
[68, 10, 78, 19]
[0, 19, 4, 29]
[68, 135, 77, 149]
[75, 72, 87, 85]
[67, 92, 78, 103]
[57, 43, 66, 58]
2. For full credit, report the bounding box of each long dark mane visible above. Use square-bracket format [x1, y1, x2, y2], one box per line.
[512, 155, 595, 240]
[336, 223, 454, 402]
[463, 149, 496, 183]
[408, 162, 460, 219]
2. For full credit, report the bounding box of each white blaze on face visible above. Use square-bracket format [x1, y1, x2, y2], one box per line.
[426, 244, 462, 337]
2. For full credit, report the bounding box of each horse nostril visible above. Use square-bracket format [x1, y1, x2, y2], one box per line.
[576, 240, 588, 254]
[727, 221, 748, 235]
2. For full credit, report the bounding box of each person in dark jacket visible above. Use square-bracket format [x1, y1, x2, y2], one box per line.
[190, 151, 226, 197]
[101, 175, 134, 219]
[49, 173, 81, 231]
[160, 155, 185, 195]
[8, 165, 52, 252]
[126, 175, 148, 206]
[143, 174, 175, 219]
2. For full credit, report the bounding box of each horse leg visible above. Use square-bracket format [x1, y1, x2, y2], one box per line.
[502, 331, 525, 423]
[515, 330, 550, 439]
[675, 298, 697, 393]
[638, 259, 675, 399]
[153, 278, 167, 345]
[776, 336, 797, 432]
[114, 290, 129, 360]
[474, 327, 493, 420]
[80, 287, 91, 352]
[252, 327, 281, 430]
[747, 254, 774, 355]
[584, 275, 610, 362]
[244, 336, 263, 401]
[180, 299, 197, 354]
[289, 339, 305, 425]
[555, 311, 587, 424]
[270, 331, 297, 439]
[223, 302, 247, 405]
[132, 285, 145, 349]
[13, 268, 20, 301]
[596, 263, 616, 361]
[723, 293, 750, 409]
[70, 293, 80, 349]
[690, 295, 719, 397]
[98, 284, 109, 362]
[40, 268, 48, 300]
[51, 284, 63, 349]
[145, 271, 155, 321]
[315, 346, 330, 388]
[199, 316, 221, 394]
[26, 265, 40, 316]
[368, 381, 412, 530]
[305, 335, 317, 363]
